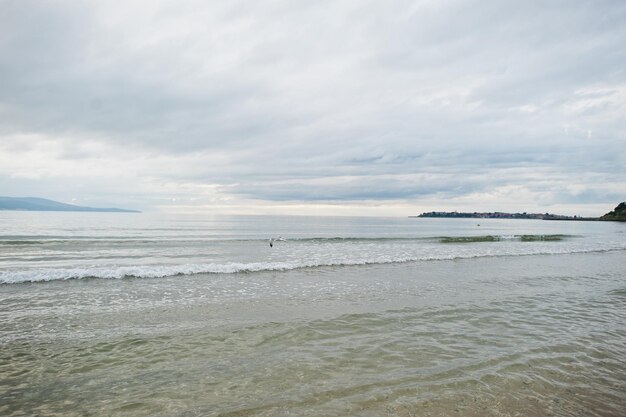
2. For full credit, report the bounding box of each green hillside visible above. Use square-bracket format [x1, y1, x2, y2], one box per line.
[599, 202, 626, 222]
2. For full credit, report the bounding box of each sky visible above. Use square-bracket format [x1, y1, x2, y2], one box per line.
[1, 0, 625, 216]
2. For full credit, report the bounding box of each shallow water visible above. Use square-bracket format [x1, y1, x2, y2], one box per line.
[1, 213, 625, 416]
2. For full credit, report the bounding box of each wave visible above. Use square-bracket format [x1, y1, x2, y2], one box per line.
[0, 236, 425, 245]
[2, 247, 623, 284]
[0, 260, 388, 284]
[0, 240, 50, 245]
[439, 234, 568, 243]
[0, 234, 576, 246]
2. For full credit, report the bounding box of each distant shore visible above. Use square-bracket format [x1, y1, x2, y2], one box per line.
[412, 202, 626, 222]
[411, 211, 597, 221]
[0, 196, 140, 213]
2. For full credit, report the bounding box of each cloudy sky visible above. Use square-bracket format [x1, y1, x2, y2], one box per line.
[1, 0, 624, 216]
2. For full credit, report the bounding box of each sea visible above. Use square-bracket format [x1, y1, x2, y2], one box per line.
[1, 211, 625, 416]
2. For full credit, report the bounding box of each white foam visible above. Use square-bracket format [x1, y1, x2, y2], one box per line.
[0, 262, 297, 284]
[2, 246, 624, 284]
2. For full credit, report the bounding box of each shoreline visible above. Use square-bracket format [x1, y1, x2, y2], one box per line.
[414, 202, 626, 222]
[411, 215, 626, 222]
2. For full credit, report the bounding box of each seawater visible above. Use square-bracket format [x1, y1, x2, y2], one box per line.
[1, 212, 625, 416]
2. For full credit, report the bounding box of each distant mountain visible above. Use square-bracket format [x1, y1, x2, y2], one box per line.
[0, 197, 140, 213]
[599, 202, 626, 222]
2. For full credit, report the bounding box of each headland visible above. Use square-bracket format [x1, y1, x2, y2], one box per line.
[413, 202, 626, 222]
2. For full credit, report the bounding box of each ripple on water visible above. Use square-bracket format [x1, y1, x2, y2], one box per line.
[1, 251, 626, 416]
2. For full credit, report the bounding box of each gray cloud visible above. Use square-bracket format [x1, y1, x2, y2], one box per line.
[0, 0, 624, 213]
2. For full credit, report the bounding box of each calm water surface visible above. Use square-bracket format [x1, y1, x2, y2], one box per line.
[1, 212, 625, 416]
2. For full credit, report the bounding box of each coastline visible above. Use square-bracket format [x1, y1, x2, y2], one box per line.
[414, 202, 626, 222]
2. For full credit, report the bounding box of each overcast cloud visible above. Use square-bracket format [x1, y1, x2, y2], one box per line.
[1, 0, 624, 215]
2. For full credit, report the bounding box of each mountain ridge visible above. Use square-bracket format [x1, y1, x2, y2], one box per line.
[0, 197, 140, 213]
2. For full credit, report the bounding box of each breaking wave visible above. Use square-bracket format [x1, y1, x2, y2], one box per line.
[2, 247, 623, 284]
[0, 260, 395, 284]
[438, 234, 569, 243]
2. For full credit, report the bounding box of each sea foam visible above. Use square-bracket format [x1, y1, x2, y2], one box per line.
[2, 246, 624, 284]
